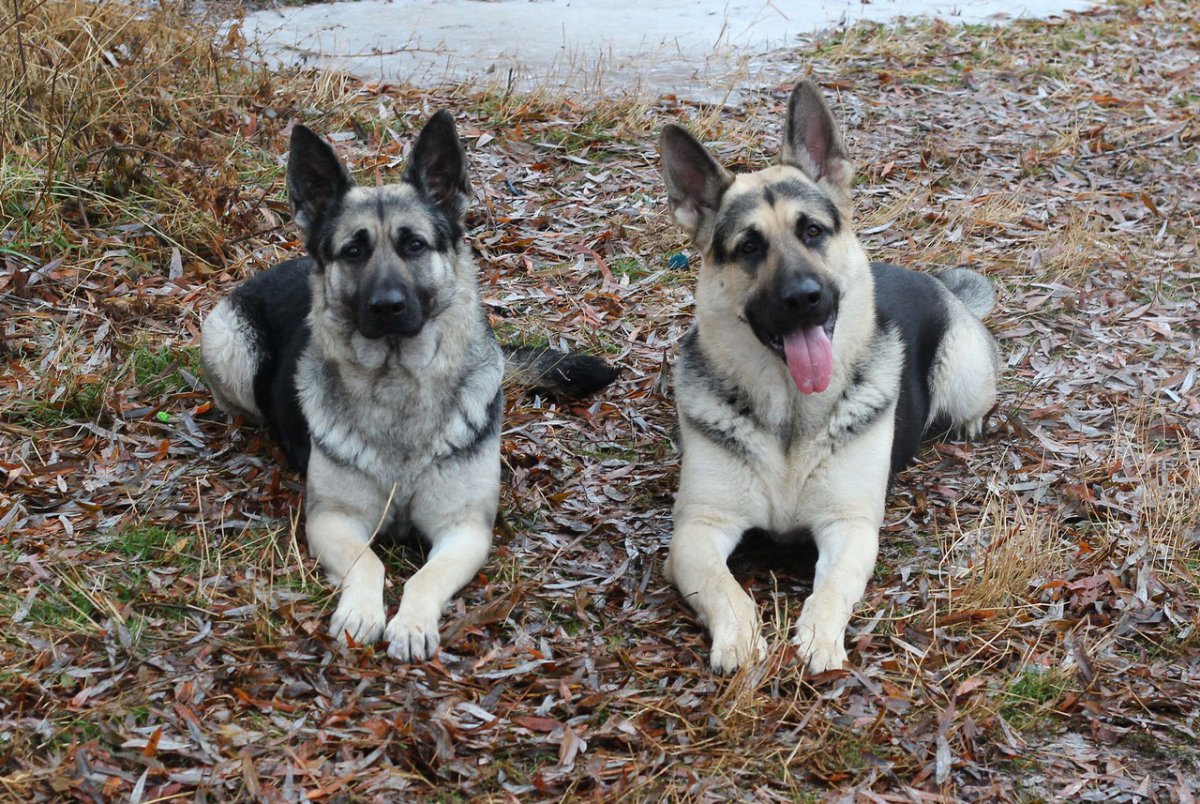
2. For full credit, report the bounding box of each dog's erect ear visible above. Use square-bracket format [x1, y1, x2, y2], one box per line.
[287, 125, 354, 236]
[782, 80, 853, 206]
[660, 124, 733, 240]
[404, 110, 470, 221]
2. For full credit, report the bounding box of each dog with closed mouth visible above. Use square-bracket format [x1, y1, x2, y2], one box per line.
[659, 80, 998, 673]
[202, 111, 615, 661]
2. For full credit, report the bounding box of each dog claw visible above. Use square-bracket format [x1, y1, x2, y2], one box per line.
[955, 416, 985, 440]
[709, 629, 767, 674]
[792, 617, 848, 674]
[329, 592, 386, 646]
[384, 609, 441, 662]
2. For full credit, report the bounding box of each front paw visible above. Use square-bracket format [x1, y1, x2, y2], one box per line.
[710, 629, 767, 675]
[330, 589, 386, 645]
[384, 607, 440, 662]
[792, 612, 848, 673]
[708, 601, 766, 675]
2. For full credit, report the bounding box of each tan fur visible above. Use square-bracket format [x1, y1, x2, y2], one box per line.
[660, 80, 997, 674]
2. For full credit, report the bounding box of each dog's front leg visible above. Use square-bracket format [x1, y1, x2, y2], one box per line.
[308, 508, 388, 645]
[792, 517, 879, 673]
[666, 515, 763, 674]
[391, 450, 499, 663]
[385, 519, 491, 662]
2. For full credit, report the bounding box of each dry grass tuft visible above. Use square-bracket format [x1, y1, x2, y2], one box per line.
[1110, 406, 1200, 585]
[1, 0, 283, 270]
[939, 489, 1071, 617]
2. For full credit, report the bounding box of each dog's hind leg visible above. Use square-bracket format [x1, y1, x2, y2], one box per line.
[201, 298, 265, 420]
[929, 271, 999, 439]
[928, 314, 998, 439]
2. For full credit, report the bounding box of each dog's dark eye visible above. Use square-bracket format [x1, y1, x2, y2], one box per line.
[403, 238, 427, 256]
[801, 222, 824, 243]
[341, 243, 364, 260]
[739, 239, 761, 256]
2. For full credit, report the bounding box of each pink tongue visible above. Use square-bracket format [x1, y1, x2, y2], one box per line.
[783, 326, 833, 395]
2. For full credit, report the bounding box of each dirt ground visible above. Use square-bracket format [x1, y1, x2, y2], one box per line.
[1, 0, 1198, 799]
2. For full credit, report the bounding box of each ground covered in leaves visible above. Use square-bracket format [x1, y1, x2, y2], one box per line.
[2, 0, 1198, 799]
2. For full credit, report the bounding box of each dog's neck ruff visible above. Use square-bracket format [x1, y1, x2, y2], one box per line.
[297, 291, 504, 483]
[676, 320, 901, 466]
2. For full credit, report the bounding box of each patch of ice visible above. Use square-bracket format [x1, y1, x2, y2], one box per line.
[237, 0, 1096, 102]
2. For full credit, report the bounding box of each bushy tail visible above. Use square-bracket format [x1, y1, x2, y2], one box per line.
[936, 268, 995, 319]
[502, 345, 618, 399]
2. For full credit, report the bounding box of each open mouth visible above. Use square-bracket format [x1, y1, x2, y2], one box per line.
[764, 314, 837, 396]
[766, 315, 836, 354]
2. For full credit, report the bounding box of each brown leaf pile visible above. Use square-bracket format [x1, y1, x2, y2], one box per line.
[1, 0, 1198, 799]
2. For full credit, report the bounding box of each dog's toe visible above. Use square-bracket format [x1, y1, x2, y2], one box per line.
[792, 620, 848, 674]
[330, 593, 386, 646]
[384, 610, 441, 662]
[709, 629, 767, 675]
[799, 641, 848, 674]
[956, 417, 985, 440]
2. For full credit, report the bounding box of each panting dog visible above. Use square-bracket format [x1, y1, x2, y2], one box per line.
[658, 80, 998, 673]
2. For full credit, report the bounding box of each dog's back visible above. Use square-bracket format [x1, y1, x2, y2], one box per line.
[871, 262, 997, 473]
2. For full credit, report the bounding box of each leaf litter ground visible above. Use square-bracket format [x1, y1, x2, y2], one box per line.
[1, 0, 1198, 799]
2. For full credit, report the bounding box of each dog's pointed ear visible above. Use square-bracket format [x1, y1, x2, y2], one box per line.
[287, 125, 354, 236]
[660, 124, 733, 240]
[404, 110, 470, 221]
[782, 80, 853, 206]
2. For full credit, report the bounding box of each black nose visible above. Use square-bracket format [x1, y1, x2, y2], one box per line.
[368, 286, 408, 319]
[359, 281, 424, 338]
[780, 275, 825, 313]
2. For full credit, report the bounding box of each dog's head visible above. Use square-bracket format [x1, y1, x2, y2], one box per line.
[660, 80, 871, 395]
[287, 111, 471, 342]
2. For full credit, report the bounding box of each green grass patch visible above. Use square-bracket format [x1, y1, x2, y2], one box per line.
[125, 344, 201, 400]
[111, 525, 194, 564]
[6, 378, 108, 427]
[1001, 668, 1070, 731]
[608, 257, 651, 281]
[0, 155, 79, 253]
[40, 716, 104, 752]
[491, 320, 552, 350]
[542, 119, 614, 153]
[20, 585, 101, 631]
[109, 525, 196, 565]
[269, 565, 329, 599]
[571, 440, 641, 463]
